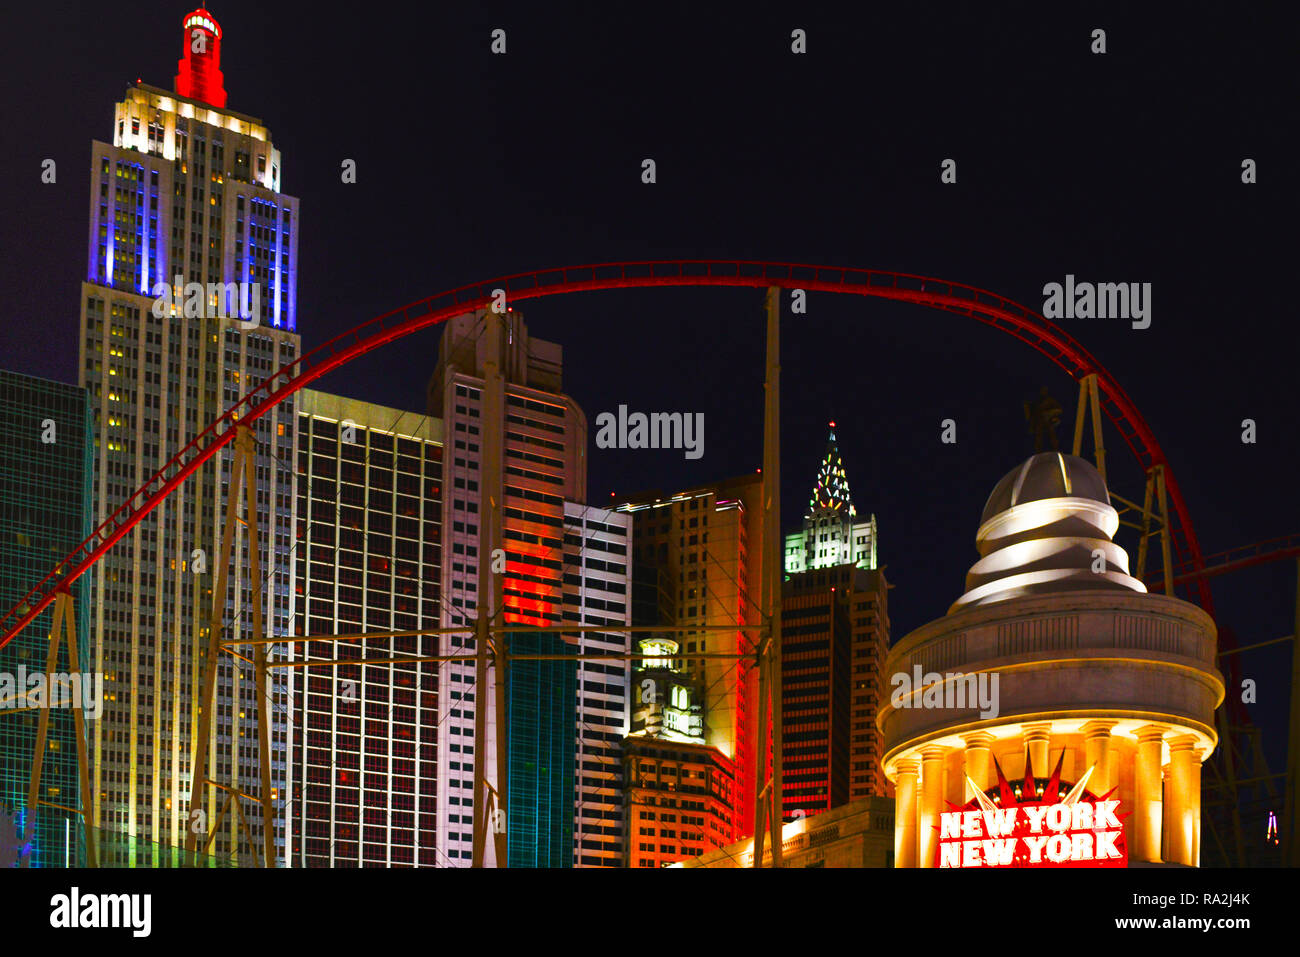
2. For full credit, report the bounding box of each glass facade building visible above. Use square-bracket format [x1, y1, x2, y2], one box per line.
[0, 371, 93, 867]
[506, 632, 576, 868]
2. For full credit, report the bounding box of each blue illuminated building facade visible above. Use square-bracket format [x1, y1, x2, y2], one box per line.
[507, 632, 577, 868]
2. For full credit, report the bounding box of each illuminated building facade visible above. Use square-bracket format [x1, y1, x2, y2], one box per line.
[780, 429, 891, 817]
[782, 562, 891, 815]
[780, 570, 852, 816]
[624, 735, 737, 867]
[78, 7, 299, 864]
[0, 372, 93, 867]
[784, 425, 877, 574]
[506, 632, 576, 867]
[879, 453, 1224, 868]
[630, 638, 704, 742]
[621, 637, 736, 867]
[289, 390, 443, 866]
[614, 475, 764, 839]
[562, 504, 631, 867]
[426, 308, 587, 865]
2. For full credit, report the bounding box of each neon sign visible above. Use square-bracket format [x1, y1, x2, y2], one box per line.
[935, 756, 1128, 868]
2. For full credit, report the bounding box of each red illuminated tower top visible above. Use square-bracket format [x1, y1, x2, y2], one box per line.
[174, 6, 227, 107]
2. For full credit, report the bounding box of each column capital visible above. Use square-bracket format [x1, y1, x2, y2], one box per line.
[1168, 734, 1198, 754]
[961, 731, 994, 748]
[1022, 722, 1052, 740]
[1081, 720, 1117, 739]
[896, 757, 920, 776]
[919, 744, 948, 760]
[1135, 724, 1167, 743]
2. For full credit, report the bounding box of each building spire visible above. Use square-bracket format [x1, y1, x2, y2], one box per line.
[807, 421, 857, 518]
[174, 6, 227, 107]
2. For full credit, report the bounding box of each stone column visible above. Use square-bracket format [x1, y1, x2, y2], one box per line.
[919, 746, 946, 868]
[1190, 747, 1204, 867]
[944, 750, 965, 810]
[1023, 723, 1051, 788]
[1166, 735, 1198, 866]
[894, 758, 920, 868]
[962, 731, 994, 799]
[1161, 763, 1173, 862]
[1082, 721, 1117, 796]
[1133, 725, 1165, 863]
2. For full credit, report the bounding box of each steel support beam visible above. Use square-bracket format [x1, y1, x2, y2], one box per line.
[183, 425, 273, 866]
[752, 287, 783, 867]
[1071, 372, 1107, 482]
[471, 306, 509, 868]
[17, 591, 97, 867]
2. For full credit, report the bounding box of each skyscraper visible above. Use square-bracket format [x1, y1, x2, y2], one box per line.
[780, 563, 891, 815]
[290, 390, 443, 866]
[426, 308, 588, 865]
[0, 371, 93, 867]
[562, 503, 631, 867]
[780, 427, 891, 815]
[784, 424, 877, 575]
[78, 7, 300, 864]
[614, 474, 765, 849]
[623, 635, 737, 866]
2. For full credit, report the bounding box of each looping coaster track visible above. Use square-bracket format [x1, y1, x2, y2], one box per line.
[0, 260, 1214, 648]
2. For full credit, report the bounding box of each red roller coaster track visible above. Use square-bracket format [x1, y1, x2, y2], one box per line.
[0, 260, 1215, 649]
[1148, 532, 1300, 589]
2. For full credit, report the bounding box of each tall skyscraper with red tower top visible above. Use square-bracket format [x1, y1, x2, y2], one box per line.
[79, 6, 300, 865]
[174, 7, 228, 108]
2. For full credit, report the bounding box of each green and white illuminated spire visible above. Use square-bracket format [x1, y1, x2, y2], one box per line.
[785, 422, 878, 574]
[808, 423, 858, 518]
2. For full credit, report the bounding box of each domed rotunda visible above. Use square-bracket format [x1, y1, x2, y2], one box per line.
[878, 452, 1223, 868]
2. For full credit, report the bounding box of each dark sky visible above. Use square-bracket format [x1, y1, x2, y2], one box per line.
[2, 2, 1296, 771]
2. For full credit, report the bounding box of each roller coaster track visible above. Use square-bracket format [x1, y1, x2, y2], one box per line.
[0, 260, 1215, 648]
[1146, 533, 1300, 589]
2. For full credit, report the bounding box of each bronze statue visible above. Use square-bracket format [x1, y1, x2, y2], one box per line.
[1025, 387, 1062, 451]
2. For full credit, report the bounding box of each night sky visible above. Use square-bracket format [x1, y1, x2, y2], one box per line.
[2, 3, 1295, 771]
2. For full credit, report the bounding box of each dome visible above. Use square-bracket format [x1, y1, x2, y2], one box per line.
[980, 452, 1110, 525]
[950, 452, 1145, 613]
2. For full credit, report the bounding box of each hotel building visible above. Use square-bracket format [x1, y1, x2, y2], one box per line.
[289, 390, 443, 866]
[425, 307, 587, 865]
[77, 7, 299, 864]
[562, 503, 631, 867]
[614, 475, 765, 859]
[780, 427, 891, 816]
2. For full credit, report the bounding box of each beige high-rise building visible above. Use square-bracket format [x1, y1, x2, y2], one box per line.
[78, 9, 299, 864]
[425, 307, 588, 865]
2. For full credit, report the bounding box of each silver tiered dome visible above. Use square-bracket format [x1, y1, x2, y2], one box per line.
[949, 452, 1146, 612]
